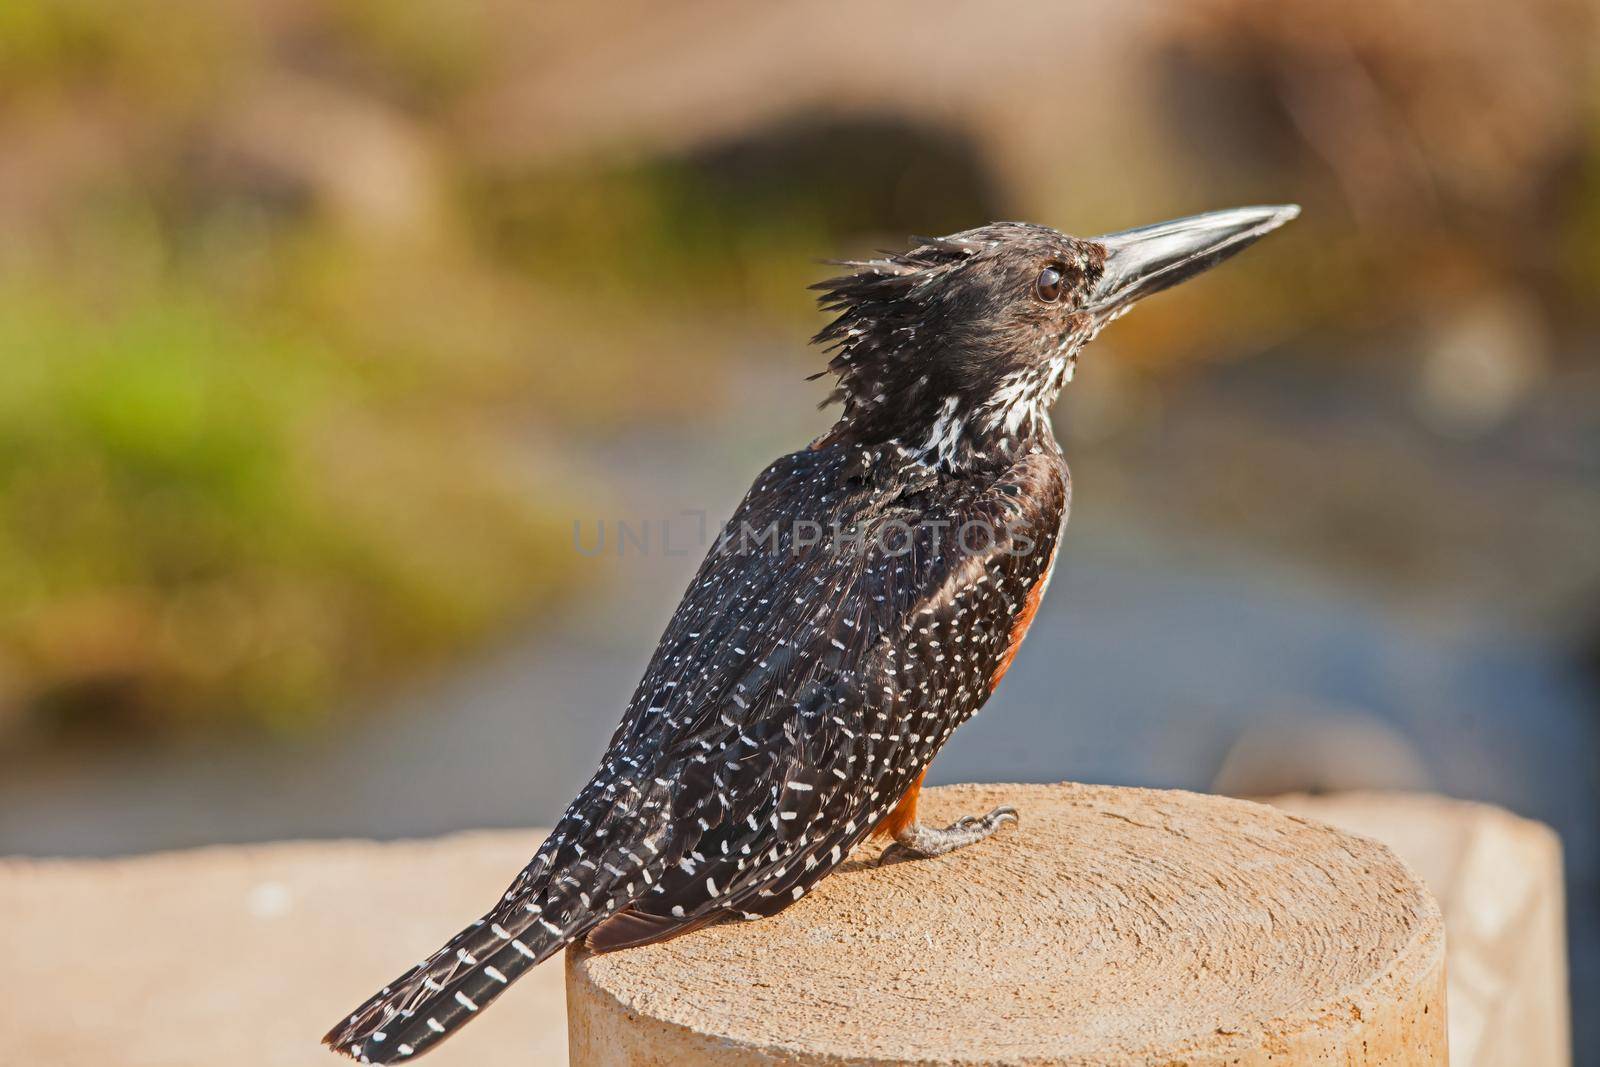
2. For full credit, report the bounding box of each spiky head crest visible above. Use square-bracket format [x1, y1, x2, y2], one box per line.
[812, 223, 1106, 468]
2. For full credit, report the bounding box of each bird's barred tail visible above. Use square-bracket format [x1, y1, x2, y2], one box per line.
[322, 893, 579, 1063]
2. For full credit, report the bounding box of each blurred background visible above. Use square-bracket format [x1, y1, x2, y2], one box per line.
[0, 0, 1595, 1050]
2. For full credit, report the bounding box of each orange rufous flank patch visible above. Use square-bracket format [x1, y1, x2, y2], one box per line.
[873, 769, 926, 839]
[991, 550, 1056, 691]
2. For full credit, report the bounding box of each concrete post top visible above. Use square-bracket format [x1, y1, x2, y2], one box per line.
[567, 782, 1447, 1066]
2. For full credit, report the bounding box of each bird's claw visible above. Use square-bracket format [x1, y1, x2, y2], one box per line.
[954, 805, 1018, 832]
[877, 805, 1020, 865]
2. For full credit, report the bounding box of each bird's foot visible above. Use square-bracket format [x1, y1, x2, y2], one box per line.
[878, 806, 1018, 865]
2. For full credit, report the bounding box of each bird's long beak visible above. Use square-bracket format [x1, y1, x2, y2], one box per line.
[1085, 204, 1299, 319]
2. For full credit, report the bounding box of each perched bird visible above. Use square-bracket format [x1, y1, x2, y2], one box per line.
[324, 204, 1298, 1062]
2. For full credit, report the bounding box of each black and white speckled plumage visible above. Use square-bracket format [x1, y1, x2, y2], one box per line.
[324, 207, 1297, 1063]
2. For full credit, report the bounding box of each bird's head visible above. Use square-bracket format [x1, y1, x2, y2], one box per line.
[813, 205, 1299, 467]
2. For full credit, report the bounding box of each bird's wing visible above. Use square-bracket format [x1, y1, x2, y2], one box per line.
[568, 441, 1068, 946]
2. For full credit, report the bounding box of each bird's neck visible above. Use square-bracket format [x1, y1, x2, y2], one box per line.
[823, 368, 1067, 472]
[816, 299, 1084, 469]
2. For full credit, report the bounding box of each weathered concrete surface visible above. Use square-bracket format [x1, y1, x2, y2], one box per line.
[569, 783, 1446, 1066]
[0, 830, 567, 1067]
[2, 788, 1565, 1066]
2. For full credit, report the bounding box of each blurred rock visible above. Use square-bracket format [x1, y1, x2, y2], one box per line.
[213, 71, 445, 242]
[1415, 289, 1550, 437]
[1212, 705, 1432, 796]
[1163, 0, 1594, 226]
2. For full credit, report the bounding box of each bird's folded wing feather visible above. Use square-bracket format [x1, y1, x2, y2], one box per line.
[549, 442, 1066, 945]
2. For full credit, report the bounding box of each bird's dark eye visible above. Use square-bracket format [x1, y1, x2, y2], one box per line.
[1035, 264, 1065, 303]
